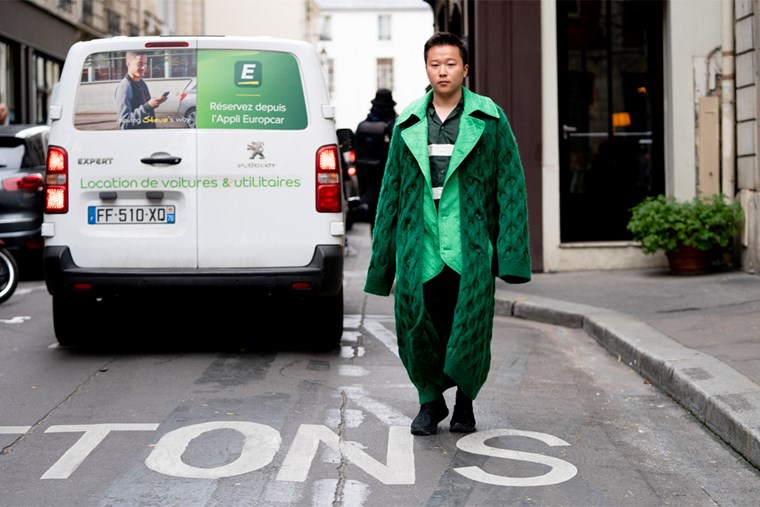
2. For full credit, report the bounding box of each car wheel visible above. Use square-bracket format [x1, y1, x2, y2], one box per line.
[311, 288, 344, 350]
[52, 294, 98, 347]
[0, 248, 19, 304]
[186, 108, 197, 129]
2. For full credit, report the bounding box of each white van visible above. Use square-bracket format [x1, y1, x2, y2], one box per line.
[43, 36, 345, 348]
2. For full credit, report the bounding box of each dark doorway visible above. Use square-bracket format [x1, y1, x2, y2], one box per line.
[557, 0, 664, 242]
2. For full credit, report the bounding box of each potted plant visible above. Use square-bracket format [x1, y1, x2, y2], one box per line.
[627, 193, 744, 274]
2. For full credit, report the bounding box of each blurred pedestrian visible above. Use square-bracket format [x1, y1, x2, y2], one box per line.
[364, 32, 532, 436]
[353, 88, 397, 232]
[0, 103, 9, 125]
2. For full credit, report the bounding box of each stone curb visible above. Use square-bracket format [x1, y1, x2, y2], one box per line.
[494, 290, 760, 469]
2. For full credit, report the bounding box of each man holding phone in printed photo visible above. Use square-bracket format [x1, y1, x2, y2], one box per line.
[116, 50, 168, 129]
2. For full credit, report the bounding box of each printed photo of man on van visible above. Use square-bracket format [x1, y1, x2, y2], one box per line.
[116, 51, 169, 129]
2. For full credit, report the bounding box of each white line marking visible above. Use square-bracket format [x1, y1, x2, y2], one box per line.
[0, 426, 31, 434]
[0, 316, 31, 324]
[341, 386, 411, 427]
[362, 319, 398, 358]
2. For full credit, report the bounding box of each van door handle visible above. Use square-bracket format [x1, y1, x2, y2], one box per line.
[141, 153, 182, 165]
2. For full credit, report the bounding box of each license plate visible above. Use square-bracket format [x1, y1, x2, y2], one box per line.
[88, 206, 176, 224]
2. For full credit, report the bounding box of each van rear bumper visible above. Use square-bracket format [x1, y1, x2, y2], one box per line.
[43, 245, 344, 298]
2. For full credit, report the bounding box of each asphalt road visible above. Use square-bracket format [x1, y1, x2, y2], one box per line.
[0, 224, 758, 506]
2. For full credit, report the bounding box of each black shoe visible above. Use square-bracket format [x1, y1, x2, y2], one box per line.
[450, 388, 476, 433]
[411, 397, 449, 436]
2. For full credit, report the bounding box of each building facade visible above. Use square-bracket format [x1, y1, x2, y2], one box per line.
[313, 0, 434, 131]
[424, 0, 760, 274]
[734, 0, 760, 273]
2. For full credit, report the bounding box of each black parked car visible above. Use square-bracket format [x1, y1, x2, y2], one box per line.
[0, 125, 49, 274]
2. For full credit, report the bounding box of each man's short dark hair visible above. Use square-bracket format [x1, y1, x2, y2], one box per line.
[125, 50, 148, 62]
[424, 32, 468, 66]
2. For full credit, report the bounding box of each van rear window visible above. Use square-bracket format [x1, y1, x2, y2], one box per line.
[74, 48, 307, 131]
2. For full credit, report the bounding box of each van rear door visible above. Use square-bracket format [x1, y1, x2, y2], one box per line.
[61, 38, 199, 268]
[194, 38, 340, 269]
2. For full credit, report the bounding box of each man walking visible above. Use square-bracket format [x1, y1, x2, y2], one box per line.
[354, 88, 397, 232]
[364, 32, 532, 436]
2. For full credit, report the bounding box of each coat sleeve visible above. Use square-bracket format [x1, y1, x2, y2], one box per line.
[494, 109, 532, 284]
[363, 123, 402, 296]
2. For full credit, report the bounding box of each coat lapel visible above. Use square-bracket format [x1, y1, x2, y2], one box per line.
[445, 115, 484, 185]
[400, 118, 431, 185]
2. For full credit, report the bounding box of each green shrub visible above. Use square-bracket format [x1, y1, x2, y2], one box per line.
[627, 194, 744, 254]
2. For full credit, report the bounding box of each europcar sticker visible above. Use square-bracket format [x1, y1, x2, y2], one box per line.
[197, 49, 307, 130]
[73, 48, 306, 131]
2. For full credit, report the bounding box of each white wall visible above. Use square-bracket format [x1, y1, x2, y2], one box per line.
[664, 0, 723, 200]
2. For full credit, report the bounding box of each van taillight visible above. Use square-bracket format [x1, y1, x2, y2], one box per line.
[45, 146, 68, 214]
[316, 144, 341, 213]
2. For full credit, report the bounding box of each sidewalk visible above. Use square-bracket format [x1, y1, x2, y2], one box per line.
[493, 268, 760, 469]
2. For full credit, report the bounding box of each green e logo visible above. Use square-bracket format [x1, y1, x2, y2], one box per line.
[235, 61, 262, 87]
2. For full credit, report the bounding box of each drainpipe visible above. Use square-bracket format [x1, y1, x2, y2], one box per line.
[721, 0, 736, 198]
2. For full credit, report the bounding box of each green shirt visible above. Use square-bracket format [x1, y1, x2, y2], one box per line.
[427, 98, 464, 201]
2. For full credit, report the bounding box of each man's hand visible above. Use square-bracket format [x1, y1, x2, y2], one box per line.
[148, 94, 169, 109]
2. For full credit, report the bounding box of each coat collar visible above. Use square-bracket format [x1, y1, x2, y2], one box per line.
[396, 87, 500, 127]
[398, 87, 499, 183]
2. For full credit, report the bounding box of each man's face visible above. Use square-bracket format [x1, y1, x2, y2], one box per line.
[127, 54, 149, 80]
[425, 44, 468, 99]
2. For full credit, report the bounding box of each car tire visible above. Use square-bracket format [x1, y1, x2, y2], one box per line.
[185, 107, 197, 129]
[0, 248, 19, 304]
[311, 288, 344, 351]
[52, 294, 97, 347]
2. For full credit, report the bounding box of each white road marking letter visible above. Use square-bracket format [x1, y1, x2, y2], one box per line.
[144, 421, 281, 479]
[454, 429, 578, 486]
[42, 423, 159, 479]
[277, 424, 414, 484]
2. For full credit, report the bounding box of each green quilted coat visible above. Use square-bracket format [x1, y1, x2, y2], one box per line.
[364, 88, 532, 404]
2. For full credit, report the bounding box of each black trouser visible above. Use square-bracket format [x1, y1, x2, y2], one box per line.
[423, 265, 461, 346]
